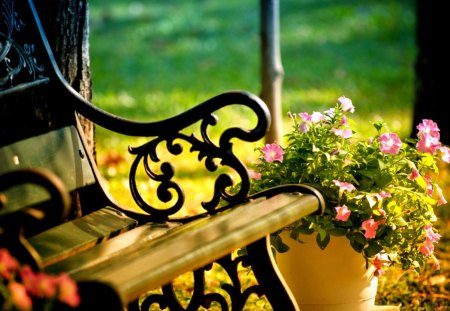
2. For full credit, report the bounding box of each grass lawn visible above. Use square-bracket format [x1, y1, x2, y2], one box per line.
[88, 0, 450, 309]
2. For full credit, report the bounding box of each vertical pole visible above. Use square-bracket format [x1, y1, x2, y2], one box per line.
[260, 0, 284, 144]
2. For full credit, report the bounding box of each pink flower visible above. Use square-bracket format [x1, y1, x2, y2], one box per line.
[299, 122, 309, 133]
[335, 205, 351, 221]
[416, 132, 441, 154]
[311, 112, 325, 123]
[377, 191, 391, 199]
[431, 255, 440, 271]
[377, 208, 386, 218]
[36, 273, 58, 298]
[424, 175, 433, 196]
[299, 112, 311, 122]
[378, 133, 402, 155]
[416, 119, 440, 138]
[435, 185, 447, 206]
[323, 108, 336, 118]
[332, 128, 353, 138]
[362, 219, 378, 239]
[8, 281, 32, 311]
[0, 248, 19, 279]
[440, 146, 450, 163]
[333, 180, 356, 192]
[338, 96, 355, 113]
[424, 224, 441, 243]
[20, 266, 58, 298]
[420, 241, 434, 256]
[261, 143, 284, 162]
[1, 248, 80, 309]
[408, 167, 420, 180]
[57, 273, 80, 307]
[373, 255, 385, 277]
[248, 169, 261, 180]
[419, 225, 440, 256]
[19, 265, 35, 293]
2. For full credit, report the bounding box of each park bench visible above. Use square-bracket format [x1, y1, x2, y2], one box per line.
[0, 0, 325, 310]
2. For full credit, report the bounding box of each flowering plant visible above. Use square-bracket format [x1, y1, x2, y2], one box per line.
[0, 248, 80, 311]
[249, 96, 449, 276]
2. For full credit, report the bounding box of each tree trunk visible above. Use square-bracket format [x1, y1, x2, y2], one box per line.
[412, 0, 450, 145]
[38, 0, 93, 217]
[260, 0, 284, 144]
[36, 0, 94, 154]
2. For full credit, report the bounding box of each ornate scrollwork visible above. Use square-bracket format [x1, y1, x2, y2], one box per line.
[0, 0, 45, 88]
[128, 120, 249, 220]
[127, 92, 269, 221]
[131, 252, 265, 311]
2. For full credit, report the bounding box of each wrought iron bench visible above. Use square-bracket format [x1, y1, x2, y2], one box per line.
[0, 0, 324, 310]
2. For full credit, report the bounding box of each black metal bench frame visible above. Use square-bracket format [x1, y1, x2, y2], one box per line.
[0, 0, 324, 310]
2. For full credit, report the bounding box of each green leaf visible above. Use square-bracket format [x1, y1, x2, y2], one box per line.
[394, 217, 408, 226]
[312, 144, 320, 152]
[415, 175, 428, 191]
[373, 121, 385, 133]
[329, 227, 348, 236]
[316, 232, 330, 250]
[347, 232, 366, 252]
[350, 238, 364, 253]
[291, 224, 314, 237]
[377, 159, 386, 170]
[376, 172, 393, 188]
[354, 232, 367, 245]
[318, 228, 327, 241]
[364, 242, 383, 257]
[270, 234, 290, 253]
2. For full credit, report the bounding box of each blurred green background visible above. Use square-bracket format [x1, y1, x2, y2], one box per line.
[88, 0, 416, 137]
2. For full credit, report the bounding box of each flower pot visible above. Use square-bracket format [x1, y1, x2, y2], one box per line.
[275, 232, 378, 311]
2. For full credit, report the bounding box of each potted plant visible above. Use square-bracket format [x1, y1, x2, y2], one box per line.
[248, 96, 449, 310]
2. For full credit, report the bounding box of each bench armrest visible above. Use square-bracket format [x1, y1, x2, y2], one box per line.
[0, 168, 71, 268]
[0, 168, 71, 221]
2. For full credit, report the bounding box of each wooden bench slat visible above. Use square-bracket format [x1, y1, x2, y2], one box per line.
[44, 192, 319, 305]
[28, 206, 138, 266]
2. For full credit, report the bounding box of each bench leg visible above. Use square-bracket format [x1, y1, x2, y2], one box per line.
[76, 281, 123, 311]
[132, 237, 298, 310]
[247, 237, 299, 311]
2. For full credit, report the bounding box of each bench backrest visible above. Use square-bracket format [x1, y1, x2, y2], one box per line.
[0, 0, 117, 233]
[0, 126, 95, 212]
[1, 0, 74, 142]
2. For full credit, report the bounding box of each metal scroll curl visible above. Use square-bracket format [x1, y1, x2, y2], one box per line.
[133, 253, 264, 310]
[129, 93, 270, 220]
[0, 0, 45, 88]
[128, 111, 253, 220]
